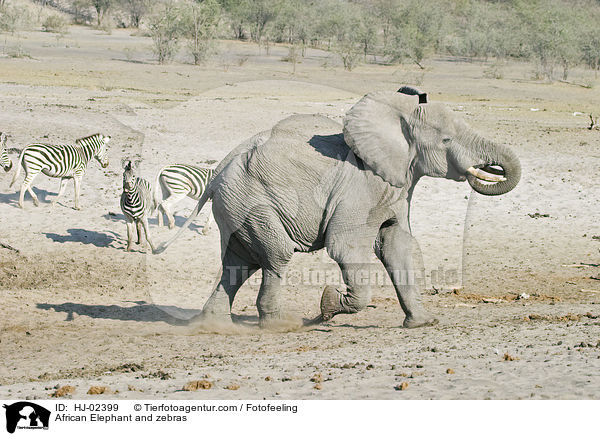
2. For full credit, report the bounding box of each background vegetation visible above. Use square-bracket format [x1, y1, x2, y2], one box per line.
[1, 0, 599, 79]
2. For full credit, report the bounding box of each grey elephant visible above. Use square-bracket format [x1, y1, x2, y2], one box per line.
[156, 87, 521, 329]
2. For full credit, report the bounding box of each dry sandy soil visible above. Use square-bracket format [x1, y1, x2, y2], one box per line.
[1, 26, 599, 400]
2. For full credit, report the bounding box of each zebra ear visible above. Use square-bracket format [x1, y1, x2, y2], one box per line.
[121, 159, 131, 170]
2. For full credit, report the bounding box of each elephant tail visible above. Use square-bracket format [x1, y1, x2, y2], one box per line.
[152, 184, 213, 255]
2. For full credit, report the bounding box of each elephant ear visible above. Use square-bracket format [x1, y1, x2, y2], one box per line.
[343, 91, 418, 188]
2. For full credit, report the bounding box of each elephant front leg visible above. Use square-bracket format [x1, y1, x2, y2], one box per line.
[320, 259, 374, 321]
[375, 224, 438, 328]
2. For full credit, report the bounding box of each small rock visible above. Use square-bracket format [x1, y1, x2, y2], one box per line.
[264, 376, 272, 381]
[52, 385, 75, 397]
[446, 368, 455, 374]
[182, 380, 212, 391]
[313, 383, 322, 390]
[87, 386, 110, 395]
[225, 384, 240, 391]
[503, 353, 519, 361]
[394, 382, 409, 391]
[310, 373, 323, 383]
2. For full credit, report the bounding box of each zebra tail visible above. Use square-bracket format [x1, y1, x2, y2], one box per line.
[9, 148, 25, 188]
[152, 186, 213, 255]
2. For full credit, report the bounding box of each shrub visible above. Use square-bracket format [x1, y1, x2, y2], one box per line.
[42, 14, 70, 34]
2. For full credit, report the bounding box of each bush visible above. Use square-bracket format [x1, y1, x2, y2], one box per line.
[42, 14, 70, 34]
[0, 5, 33, 33]
[148, 1, 185, 64]
[181, 0, 220, 65]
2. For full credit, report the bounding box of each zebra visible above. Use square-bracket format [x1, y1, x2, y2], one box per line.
[10, 133, 110, 209]
[0, 132, 12, 172]
[154, 164, 214, 230]
[120, 160, 156, 252]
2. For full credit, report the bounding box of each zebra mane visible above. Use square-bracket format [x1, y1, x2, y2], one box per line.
[75, 133, 102, 146]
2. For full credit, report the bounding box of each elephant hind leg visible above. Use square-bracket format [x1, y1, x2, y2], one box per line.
[201, 244, 258, 323]
[256, 267, 301, 330]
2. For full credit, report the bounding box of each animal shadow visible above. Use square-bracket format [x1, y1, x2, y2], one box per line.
[36, 301, 193, 326]
[44, 228, 119, 248]
[103, 212, 204, 233]
[0, 187, 54, 207]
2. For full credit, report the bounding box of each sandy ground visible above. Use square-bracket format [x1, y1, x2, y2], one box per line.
[1, 26, 599, 400]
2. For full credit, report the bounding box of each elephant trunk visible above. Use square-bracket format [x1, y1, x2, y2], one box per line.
[466, 141, 521, 196]
[451, 134, 521, 196]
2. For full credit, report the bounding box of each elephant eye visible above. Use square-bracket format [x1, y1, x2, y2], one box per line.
[442, 137, 452, 144]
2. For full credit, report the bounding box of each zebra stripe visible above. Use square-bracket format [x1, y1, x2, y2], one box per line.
[0, 132, 12, 172]
[155, 164, 214, 229]
[121, 177, 154, 220]
[158, 164, 214, 199]
[10, 133, 110, 209]
[121, 161, 156, 252]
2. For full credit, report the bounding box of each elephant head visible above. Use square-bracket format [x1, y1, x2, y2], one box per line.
[343, 89, 521, 195]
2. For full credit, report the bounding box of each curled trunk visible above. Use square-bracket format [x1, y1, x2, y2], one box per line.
[466, 142, 521, 196]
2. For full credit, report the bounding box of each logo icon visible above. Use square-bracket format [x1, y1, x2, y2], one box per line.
[3, 402, 50, 434]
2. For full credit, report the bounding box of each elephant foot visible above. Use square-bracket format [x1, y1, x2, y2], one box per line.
[320, 285, 344, 321]
[403, 314, 439, 329]
[196, 312, 233, 325]
[259, 313, 302, 331]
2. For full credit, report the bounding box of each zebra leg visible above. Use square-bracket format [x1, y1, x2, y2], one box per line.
[125, 218, 135, 252]
[136, 221, 143, 245]
[20, 172, 40, 208]
[141, 217, 156, 252]
[201, 208, 214, 235]
[51, 178, 69, 206]
[73, 176, 82, 210]
[157, 203, 165, 227]
[161, 193, 186, 229]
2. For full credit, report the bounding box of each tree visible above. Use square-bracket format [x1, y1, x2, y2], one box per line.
[514, 0, 582, 80]
[385, 0, 443, 68]
[148, 1, 184, 64]
[218, 0, 248, 39]
[90, 0, 114, 26]
[250, 0, 282, 43]
[119, 0, 150, 28]
[182, 0, 220, 65]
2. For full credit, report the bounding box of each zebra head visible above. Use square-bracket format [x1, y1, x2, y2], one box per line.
[122, 160, 140, 192]
[77, 133, 110, 169]
[0, 132, 13, 172]
[96, 134, 110, 168]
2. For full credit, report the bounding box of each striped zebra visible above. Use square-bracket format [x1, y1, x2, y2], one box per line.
[121, 160, 156, 252]
[10, 133, 110, 209]
[154, 164, 214, 230]
[0, 132, 12, 172]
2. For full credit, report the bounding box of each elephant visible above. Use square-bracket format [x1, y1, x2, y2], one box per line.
[155, 87, 521, 329]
